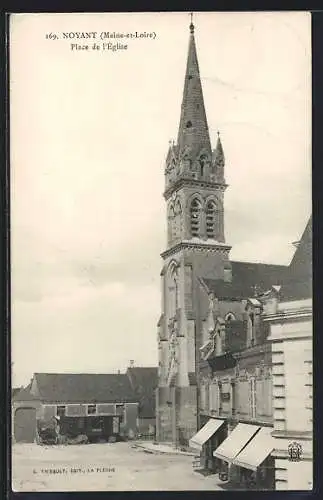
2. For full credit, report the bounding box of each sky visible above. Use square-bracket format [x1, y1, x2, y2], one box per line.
[10, 12, 311, 387]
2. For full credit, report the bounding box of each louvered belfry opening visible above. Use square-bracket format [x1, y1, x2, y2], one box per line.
[190, 199, 201, 237]
[206, 200, 216, 239]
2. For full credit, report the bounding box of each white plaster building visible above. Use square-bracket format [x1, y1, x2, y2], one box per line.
[264, 218, 312, 490]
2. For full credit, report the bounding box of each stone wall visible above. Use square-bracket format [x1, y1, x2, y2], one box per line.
[176, 386, 197, 445]
[156, 385, 197, 445]
[156, 386, 174, 442]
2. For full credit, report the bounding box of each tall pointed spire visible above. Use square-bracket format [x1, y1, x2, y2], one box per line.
[177, 18, 211, 159]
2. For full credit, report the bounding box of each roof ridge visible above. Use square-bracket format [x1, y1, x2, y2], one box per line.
[231, 260, 287, 267]
[35, 372, 127, 376]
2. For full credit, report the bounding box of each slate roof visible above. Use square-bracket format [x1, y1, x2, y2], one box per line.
[280, 216, 312, 301]
[33, 373, 137, 404]
[12, 387, 22, 399]
[203, 261, 287, 300]
[13, 384, 40, 402]
[126, 367, 158, 418]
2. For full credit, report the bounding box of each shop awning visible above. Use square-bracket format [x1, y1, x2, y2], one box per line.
[232, 426, 274, 471]
[213, 423, 260, 462]
[189, 419, 225, 451]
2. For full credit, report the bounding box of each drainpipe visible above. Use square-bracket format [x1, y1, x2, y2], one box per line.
[195, 320, 200, 432]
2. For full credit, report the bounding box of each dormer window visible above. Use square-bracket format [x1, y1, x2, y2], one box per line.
[225, 312, 236, 323]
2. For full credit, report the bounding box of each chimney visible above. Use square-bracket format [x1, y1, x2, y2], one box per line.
[223, 263, 232, 283]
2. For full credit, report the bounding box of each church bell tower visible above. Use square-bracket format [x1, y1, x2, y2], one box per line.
[156, 19, 231, 444]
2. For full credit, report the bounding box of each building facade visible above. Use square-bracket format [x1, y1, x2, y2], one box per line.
[189, 219, 311, 489]
[193, 281, 280, 489]
[13, 372, 140, 443]
[264, 218, 312, 490]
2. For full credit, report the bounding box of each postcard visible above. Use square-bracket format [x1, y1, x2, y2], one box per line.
[10, 11, 312, 492]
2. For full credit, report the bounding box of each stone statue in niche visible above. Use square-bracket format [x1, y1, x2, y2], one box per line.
[169, 330, 178, 365]
[168, 317, 178, 337]
[198, 153, 210, 176]
[208, 293, 219, 315]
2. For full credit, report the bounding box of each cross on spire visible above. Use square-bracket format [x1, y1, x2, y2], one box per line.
[189, 12, 194, 33]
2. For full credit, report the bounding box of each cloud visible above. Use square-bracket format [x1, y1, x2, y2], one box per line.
[12, 281, 159, 385]
[10, 12, 311, 386]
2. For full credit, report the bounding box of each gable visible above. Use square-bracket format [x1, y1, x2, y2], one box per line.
[280, 217, 312, 300]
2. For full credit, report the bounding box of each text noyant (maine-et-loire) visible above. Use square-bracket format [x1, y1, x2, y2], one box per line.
[44, 31, 157, 53]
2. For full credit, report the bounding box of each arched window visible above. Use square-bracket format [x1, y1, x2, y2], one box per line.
[215, 325, 223, 356]
[167, 263, 178, 322]
[246, 307, 255, 347]
[174, 200, 182, 240]
[206, 200, 216, 239]
[190, 198, 201, 237]
[168, 204, 175, 244]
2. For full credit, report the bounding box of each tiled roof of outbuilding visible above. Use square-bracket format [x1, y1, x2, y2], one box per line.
[33, 373, 137, 404]
[13, 384, 39, 402]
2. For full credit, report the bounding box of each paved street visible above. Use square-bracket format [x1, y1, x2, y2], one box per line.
[12, 441, 224, 491]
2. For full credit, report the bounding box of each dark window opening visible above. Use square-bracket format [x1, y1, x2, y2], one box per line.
[57, 405, 66, 417]
[115, 404, 125, 423]
[186, 121, 192, 128]
[188, 75, 193, 80]
[87, 404, 96, 415]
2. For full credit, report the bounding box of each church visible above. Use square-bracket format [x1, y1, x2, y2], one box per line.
[155, 18, 310, 475]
